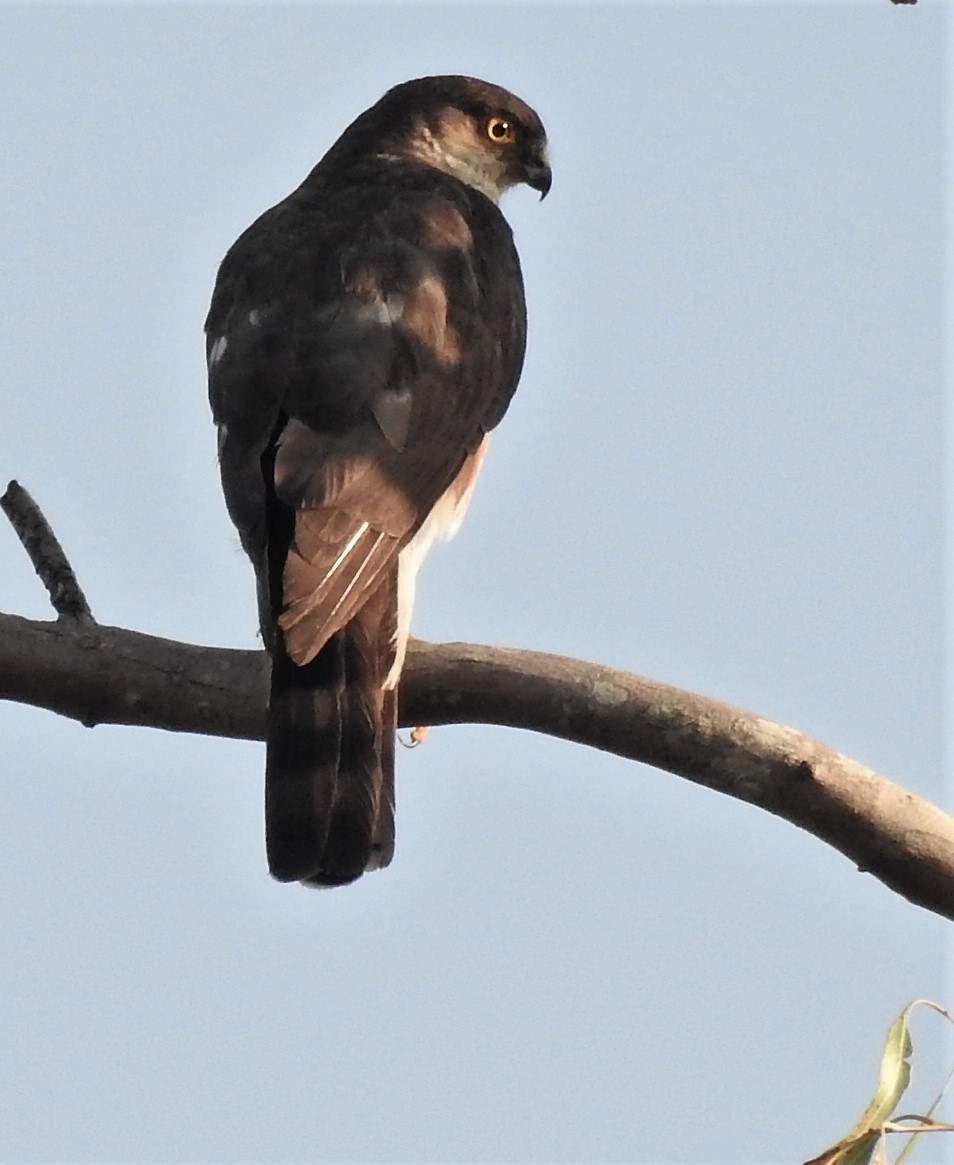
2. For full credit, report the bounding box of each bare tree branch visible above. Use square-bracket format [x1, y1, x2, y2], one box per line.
[2, 480, 93, 622]
[2, 484, 952, 922]
[2, 612, 952, 922]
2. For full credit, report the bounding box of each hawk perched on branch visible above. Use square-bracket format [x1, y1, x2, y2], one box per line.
[206, 76, 550, 886]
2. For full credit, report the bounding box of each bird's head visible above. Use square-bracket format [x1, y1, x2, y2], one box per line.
[346, 75, 551, 203]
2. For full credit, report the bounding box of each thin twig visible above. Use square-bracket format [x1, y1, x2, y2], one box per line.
[1, 480, 94, 622]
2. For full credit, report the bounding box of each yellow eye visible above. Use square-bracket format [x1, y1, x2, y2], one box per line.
[486, 116, 516, 145]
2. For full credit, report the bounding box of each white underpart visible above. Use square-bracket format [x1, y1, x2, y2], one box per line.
[248, 309, 261, 326]
[208, 335, 228, 368]
[386, 470, 482, 690]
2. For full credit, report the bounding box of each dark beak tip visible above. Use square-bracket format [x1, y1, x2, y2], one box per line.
[530, 166, 553, 201]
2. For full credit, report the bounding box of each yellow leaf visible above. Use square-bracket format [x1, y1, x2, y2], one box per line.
[803, 1001, 950, 1165]
[846, 1009, 913, 1137]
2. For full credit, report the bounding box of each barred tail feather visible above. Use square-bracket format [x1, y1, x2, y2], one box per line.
[300, 571, 398, 887]
[265, 635, 345, 882]
[266, 570, 399, 888]
[369, 686, 397, 871]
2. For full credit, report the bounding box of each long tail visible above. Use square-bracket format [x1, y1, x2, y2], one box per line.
[265, 573, 397, 886]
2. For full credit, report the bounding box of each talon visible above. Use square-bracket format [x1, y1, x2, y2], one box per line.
[399, 725, 430, 749]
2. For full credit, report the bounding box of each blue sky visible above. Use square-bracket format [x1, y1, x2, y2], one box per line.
[0, 4, 948, 1162]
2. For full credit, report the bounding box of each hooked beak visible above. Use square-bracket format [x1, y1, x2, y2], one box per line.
[524, 146, 552, 200]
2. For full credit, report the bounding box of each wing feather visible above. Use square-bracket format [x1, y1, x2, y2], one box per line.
[271, 416, 419, 664]
[280, 521, 395, 664]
